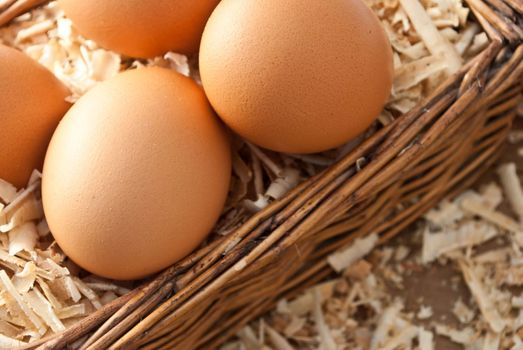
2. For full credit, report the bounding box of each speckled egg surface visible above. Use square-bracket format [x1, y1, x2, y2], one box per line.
[42, 67, 231, 280]
[58, 0, 220, 58]
[200, 0, 394, 154]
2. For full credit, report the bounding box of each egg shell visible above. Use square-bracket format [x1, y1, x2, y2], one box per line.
[42, 67, 231, 280]
[200, 0, 394, 154]
[58, 0, 220, 58]
[0, 45, 70, 188]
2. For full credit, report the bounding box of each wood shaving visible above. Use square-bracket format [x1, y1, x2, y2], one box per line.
[24, 289, 64, 333]
[498, 163, 523, 223]
[0, 180, 17, 204]
[434, 324, 477, 344]
[398, 0, 462, 74]
[55, 304, 85, 319]
[365, 0, 478, 112]
[371, 301, 405, 349]
[418, 328, 434, 350]
[8, 222, 38, 256]
[313, 289, 337, 350]
[328, 234, 379, 273]
[460, 197, 523, 233]
[394, 245, 410, 261]
[483, 332, 501, 350]
[265, 324, 294, 350]
[0, 334, 26, 348]
[393, 55, 448, 91]
[417, 305, 433, 319]
[285, 280, 339, 317]
[509, 130, 523, 144]
[425, 199, 464, 226]
[481, 182, 504, 209]
[452, 298, 476, 324]
[422, 221, 498, 263]
[458, 260, 505, 333]
[378, 325, 418, 350]
[468, 32, 489, 56]
[0, 177, 128, 343]
[0, 269, 46, 336]
[12, 261, 36, 293]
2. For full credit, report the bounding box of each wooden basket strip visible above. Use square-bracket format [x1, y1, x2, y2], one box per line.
[448, 130, 510, 190]
[485, 53, 523, 101]
[344, 127, 502, 245]
[310, 189, 397, 252]
[65, 230, 224, 350]
[460, 41, 501, 94]
[144, 246, 311, 349]
[504, 0, 523, 13]
[196, 258, 334, 350]
[195, 299, 275, 350]
[34, 287, 139, 350]
[484, 0, 516, 18]
[483, 45, 523, 96]
[83, 282, 174, 350]
[174, 175, 309, 288]
[270, 125, 391, 224]
[486, 93, 523, 118]
[467, 0, 523, 41]
[312, 189, 396, 243]
[145, 299, 217, 349]
[490, 85, 523, 106]
[377, 82, 461, 156]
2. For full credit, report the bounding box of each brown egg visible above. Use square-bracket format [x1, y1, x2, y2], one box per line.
[42, 68, 231, 280]
[58, 0, 220, 58]
[200, 0, 394, 154]
[0, 45, 70, 188]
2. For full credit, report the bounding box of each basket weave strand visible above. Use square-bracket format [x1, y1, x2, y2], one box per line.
[0, 0, 520, 348]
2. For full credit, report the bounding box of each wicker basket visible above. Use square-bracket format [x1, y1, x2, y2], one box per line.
[3, 0, 522, 348]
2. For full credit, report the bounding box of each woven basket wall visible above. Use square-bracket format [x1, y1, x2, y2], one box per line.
[7, 0, 522, 349]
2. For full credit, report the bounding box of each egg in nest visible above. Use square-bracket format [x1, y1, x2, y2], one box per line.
[200, 0, 394, 154]
[42, 68, 231, 280]
[0, 45, 70, 188]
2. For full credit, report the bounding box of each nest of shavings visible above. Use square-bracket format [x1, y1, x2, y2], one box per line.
[0, 0, 490, 344]
[223, 161, 523, 350]
[0, 172, 130, 347]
